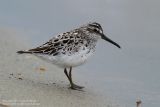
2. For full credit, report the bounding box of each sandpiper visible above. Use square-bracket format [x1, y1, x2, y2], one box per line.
[17, 22, 121, 90]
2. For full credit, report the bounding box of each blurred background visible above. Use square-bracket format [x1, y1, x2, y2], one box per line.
[0, 0, 160, 107]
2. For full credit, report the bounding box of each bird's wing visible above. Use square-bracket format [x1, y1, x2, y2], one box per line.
[20, 29, 83, 55]
[27, 35, 63, 55]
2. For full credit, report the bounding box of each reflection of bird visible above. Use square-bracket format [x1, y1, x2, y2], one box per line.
[17, 22, 121, 90]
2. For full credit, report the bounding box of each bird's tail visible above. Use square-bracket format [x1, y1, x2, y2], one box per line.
[17, 50, 32, 54]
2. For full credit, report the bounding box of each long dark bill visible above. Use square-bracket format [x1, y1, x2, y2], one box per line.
[101, 34, 121, 48]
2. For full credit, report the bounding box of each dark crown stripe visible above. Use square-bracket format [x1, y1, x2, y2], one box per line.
[89, 23, 101, 29]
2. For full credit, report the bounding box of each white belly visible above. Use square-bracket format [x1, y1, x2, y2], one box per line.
[35, 48, 94, 68]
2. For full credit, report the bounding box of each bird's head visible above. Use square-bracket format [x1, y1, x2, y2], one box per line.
[86, 22, 121, 48]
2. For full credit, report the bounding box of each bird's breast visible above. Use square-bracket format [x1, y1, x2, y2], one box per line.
[58, 48, 94, 68]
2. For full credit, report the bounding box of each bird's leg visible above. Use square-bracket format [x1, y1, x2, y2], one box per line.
[68, 67, 84, 90]
[64, 68, 71, 83]
[64, 68, 84, 90]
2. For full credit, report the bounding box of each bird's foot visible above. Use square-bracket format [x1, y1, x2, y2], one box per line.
[70, 84, 84, 90]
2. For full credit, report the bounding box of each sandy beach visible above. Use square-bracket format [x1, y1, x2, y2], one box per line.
[0, 29, 121, 107]
[1, 1, 160, 106]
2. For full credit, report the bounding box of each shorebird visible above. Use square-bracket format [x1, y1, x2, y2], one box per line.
[17, 22, 121, 90]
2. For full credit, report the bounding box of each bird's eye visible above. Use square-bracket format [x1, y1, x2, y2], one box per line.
[93, 29, 98, 32]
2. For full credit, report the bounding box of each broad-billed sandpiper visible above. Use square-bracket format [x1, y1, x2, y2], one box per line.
[17, 22, 121, 90]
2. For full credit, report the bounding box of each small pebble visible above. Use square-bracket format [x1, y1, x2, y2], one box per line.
[18, 77, 23, 80]
[10, 73, 13, 76]
[39, 67, 46, 71]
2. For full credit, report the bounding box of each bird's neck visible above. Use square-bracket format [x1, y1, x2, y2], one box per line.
[85, 34, 99, 51]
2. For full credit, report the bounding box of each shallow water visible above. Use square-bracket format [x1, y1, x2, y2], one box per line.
[1, 0, 160, 106]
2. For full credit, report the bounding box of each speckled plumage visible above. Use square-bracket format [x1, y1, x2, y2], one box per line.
[19, 22, 103, 68]
[17, 22, 121, 90]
